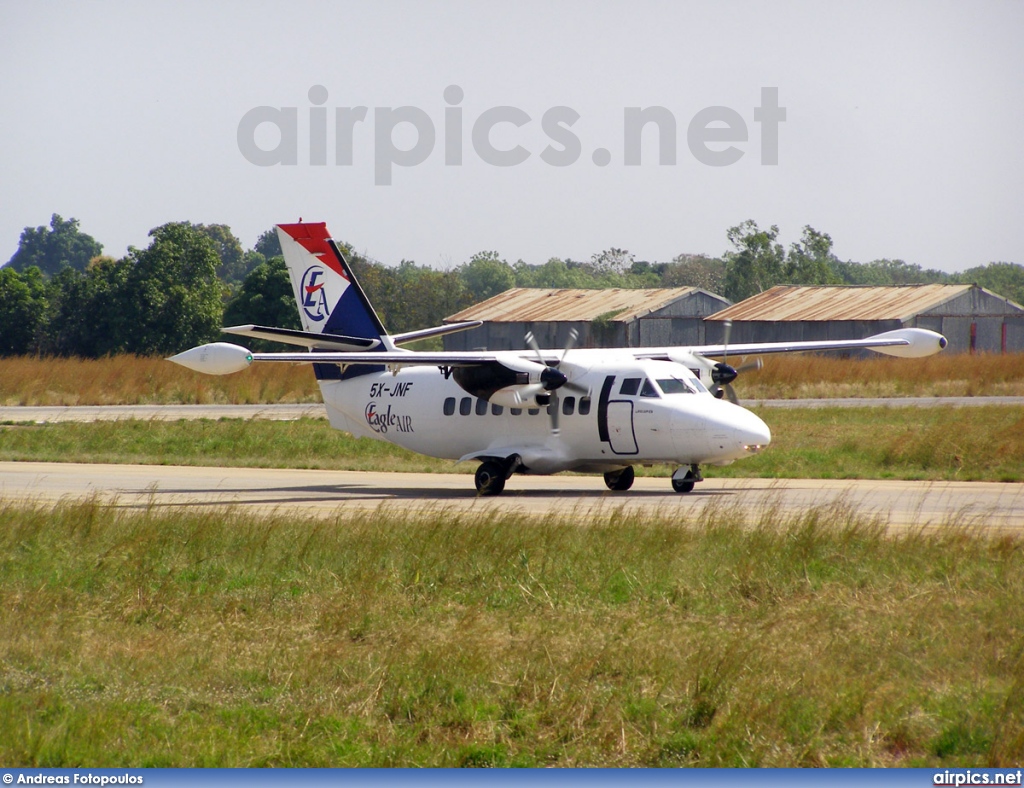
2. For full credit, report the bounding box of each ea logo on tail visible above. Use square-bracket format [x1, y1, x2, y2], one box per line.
[301, 266, 329, 322]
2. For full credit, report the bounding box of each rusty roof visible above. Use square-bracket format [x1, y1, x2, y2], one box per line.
[706, 284, 974, 322]
[446, 287, 705, 323]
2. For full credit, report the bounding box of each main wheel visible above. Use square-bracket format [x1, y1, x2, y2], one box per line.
[603, 465, 635, 491]
[671, 477, 695, 493]
[475, 460, 506, 496]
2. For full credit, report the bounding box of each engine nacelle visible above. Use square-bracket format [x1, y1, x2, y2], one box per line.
[451, 358, 571, 407]
[487, 384, 546, 408]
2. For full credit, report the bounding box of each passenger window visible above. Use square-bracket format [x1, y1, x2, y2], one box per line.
[443, 397, 456, 416]
[562, 396, 575, 416]
[619, 378, 641, 396]
[476, 398, 489, 416]
[459, 397, 472, 416]
[640, 379, 660, 398]
[528, 407, 540, 415]
[510, 408, 522, 415]
[491, 403, 504, 415]
[578, 397, 591, 415]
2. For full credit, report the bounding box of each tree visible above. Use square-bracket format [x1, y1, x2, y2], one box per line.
[834, 258, 951, 286]
[195, 223, 248, 283]
[661, 254, 727, 294]
[0, 266, 48, 355]
[39, 257, 133, 357]
[223, 256, 301, 349]
[722, 220, 786, 301]
[253, 228, 283, 259]
[6, 214, 103, 276]
[460, 251, 515, 303]
[515, 258, 592, 289]
[588, 247, 635, 275]
[120, 222, 223, 355]
[954, 262, 1024, 306]
[784, 226, 841, 285]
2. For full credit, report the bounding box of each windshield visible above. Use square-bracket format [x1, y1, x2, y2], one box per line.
[657, 376, 706, 395]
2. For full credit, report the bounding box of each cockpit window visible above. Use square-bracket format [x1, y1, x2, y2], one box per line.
[619, 378, 641, 396]
[657, 377, 699, 395]
[639, 378, 660, 398]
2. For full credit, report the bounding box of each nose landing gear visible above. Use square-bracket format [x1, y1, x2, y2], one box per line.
[671, 464, 702, 493]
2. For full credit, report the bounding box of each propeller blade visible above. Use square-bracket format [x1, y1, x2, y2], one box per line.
[524, 330, 545, 366]
[550, 391, 560, 435]
[722, 319, 733, 363]
[564, 380, 589, 395]
[723, 383, 739, 405]
[736, 357, 763, 374]
[560, 327, 579, 365]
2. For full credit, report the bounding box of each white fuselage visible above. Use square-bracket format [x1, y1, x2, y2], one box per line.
[317, 352, 771, 475]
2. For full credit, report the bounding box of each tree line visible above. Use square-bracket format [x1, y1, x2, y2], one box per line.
[2, 213, 1022, 357]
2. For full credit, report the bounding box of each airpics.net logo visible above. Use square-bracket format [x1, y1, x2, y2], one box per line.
[237, 85, 786, 185]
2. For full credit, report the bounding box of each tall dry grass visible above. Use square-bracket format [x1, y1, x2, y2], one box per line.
[739, 352, 1024, 399]
[0, 355, 320, 406]
[1, 352, 1022, 406]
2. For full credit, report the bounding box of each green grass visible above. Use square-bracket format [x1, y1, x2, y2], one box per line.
[1, 405, 1023, 481]
[2, 500, 1023, 766]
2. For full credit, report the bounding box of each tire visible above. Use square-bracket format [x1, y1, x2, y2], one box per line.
[672, 477, 695, 493]
[603, 465, 635, 491]
[475, 460, 506, 496]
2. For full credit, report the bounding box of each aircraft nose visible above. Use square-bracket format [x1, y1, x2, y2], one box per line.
[736, 409, 771, 453]
[705, 405, 771, 460]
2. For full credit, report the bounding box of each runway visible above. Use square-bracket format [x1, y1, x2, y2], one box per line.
[2, 461, 1022, 530]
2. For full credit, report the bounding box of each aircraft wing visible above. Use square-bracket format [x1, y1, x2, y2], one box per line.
[222, 324, 382, 351]
[168, 343, 549, 375]
[635, 328, 948, 361]
[169, 328, 946, 375]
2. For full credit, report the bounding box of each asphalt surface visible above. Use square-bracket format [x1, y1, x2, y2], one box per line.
[3, 462, 1022, 530]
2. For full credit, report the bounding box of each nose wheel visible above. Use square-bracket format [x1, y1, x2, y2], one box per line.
[671, 465, 702, 494]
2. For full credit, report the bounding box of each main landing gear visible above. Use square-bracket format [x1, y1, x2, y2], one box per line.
[603, 466, 635, 491]
[475, 460, 507, 496]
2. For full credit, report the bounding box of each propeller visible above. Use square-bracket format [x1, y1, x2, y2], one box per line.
[697, 320, 763, 404]
[525, 328, 587, 435]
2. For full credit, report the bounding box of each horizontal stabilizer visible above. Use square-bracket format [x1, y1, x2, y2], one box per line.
[222, 324, 381, 351]
[391, 321, 483, 346]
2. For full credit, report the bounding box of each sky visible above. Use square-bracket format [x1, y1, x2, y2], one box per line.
[1, 0, 1022, 273]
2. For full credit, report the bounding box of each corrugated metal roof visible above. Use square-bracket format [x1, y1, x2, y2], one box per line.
[706, 284, 974, 322]
[445, 287, 701, 323]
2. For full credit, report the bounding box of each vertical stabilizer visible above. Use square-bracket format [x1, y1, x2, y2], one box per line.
[275, 222, 393, 349]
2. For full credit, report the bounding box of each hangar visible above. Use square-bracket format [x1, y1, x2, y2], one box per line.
[443, 287, 731, 351]
[705, 284, 1024, 354]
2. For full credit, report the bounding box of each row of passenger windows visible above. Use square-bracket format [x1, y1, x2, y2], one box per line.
[443, 396, 593, 417]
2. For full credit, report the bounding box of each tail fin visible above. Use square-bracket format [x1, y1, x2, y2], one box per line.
[275, 222, 393, 350]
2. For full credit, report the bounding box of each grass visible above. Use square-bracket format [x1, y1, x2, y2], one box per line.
[1, 406, 1022, 482]
[1, 352, 1023, 406]
[0, 355, 319, 406]
[1, 499, 1023, 766]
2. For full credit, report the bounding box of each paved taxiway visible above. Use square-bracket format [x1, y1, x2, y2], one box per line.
[2, 462, 1022, 530]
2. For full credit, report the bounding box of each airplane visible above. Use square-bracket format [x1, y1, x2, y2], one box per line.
[169, 222, 948, 496]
